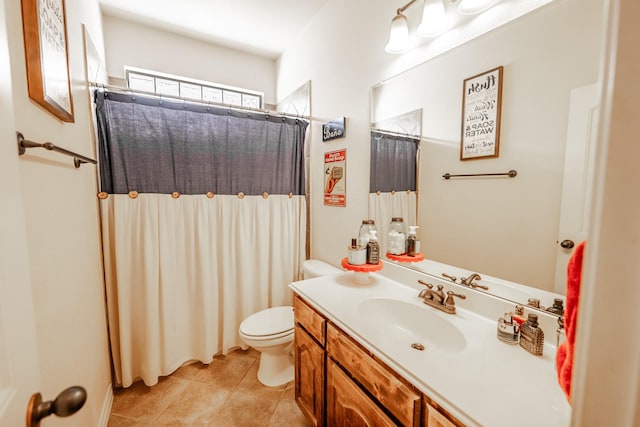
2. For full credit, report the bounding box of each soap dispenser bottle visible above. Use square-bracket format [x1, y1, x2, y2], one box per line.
[366, 230, 380, 264]
[519, 313, 544, 356]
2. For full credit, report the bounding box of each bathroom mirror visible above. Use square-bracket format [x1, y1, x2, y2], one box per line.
[369, 0, 604, 312]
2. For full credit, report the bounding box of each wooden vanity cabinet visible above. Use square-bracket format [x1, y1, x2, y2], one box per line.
[294, 295, 326, 427]
[293, 294, 464, 427]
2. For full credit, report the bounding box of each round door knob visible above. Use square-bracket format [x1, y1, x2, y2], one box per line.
[560, 239, 575, 249]
[27, 386, 87, 427]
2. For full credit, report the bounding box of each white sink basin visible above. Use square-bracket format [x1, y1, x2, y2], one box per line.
[357, 297, 467, 354]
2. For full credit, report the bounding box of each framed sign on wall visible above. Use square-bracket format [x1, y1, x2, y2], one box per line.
[324, 149, 346, 207]
[21, 0, 74, 122]
[460, 66, 503, 160]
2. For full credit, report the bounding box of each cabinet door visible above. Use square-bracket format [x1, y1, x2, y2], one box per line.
[327, 359, 397, 427]
[295, 324, 325, 427]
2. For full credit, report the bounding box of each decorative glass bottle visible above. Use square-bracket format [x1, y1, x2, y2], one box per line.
[519, 313, 544, 356]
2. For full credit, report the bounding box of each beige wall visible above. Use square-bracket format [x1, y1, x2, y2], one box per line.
[277, 0, 392, 269]
[102, 15, 277, 105]
[4, 0, 112, 425]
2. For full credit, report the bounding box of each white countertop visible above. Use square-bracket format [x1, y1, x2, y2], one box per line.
[290, 272, 571, 427]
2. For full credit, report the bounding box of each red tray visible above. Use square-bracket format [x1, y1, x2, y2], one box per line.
[385, 252, 425, 262]
[341, 257, 383, 272]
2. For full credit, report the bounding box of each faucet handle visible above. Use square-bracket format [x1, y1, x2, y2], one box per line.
[444, 291, 466, 308]
[417, 279, 433, 289]
[442, 273, 457, 282]
[417, 280, 434, 299]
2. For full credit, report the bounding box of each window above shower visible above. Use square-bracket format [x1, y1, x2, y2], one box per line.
[124, 66, 264, 109]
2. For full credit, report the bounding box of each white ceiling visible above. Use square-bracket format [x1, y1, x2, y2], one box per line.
[98, 0, 329, 59]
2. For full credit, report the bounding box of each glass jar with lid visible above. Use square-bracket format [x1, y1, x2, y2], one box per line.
[388, 217, 406, 255]
[357, 220, 377, 248]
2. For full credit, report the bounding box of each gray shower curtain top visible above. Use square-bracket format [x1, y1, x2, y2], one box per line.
[370, 130, 419, 193]
[95, 90, 308, 195]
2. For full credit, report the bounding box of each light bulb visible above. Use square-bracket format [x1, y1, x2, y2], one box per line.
[417, 0, 448, 37]
[385, 12, 410, 54]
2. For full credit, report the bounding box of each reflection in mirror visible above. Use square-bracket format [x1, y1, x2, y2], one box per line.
[369, 0, 605, 312]
[368, 110, 421, 255]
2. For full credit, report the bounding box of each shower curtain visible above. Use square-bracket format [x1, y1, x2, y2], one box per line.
[95, 90, 308, 387]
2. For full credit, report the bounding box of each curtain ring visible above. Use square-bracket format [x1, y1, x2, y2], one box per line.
[206, 191, 215, 198]
[406, 189, 411, 194]
[128, 191, 139, 199]
[391, 190, 396, 195]
[288, 192, 293, 199]
[97, 192, 108, 199]
[237, 192, 245, 199]
[376, 191, 381, 196]
[171, 192, 180, 199]
[262, 192, 269, 199]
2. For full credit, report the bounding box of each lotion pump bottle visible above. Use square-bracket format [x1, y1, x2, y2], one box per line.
[407, 226, 418, 256]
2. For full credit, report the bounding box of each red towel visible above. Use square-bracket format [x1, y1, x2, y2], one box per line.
[556, 241, 586, 403]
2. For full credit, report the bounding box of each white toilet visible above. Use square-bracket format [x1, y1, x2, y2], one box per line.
[239, 259, 341, 387]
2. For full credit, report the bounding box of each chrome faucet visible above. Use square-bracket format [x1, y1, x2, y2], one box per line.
[460, 273, 489, 291]
[417, 280, 466, 314]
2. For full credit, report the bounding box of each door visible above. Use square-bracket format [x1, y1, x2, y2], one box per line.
[554, 83, 600, 293]
[0, 2, 42, 425]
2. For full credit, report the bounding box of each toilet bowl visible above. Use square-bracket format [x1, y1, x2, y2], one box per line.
[238, 259, 342, 387]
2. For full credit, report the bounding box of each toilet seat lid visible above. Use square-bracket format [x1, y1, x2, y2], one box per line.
[240, 306, 294, 337]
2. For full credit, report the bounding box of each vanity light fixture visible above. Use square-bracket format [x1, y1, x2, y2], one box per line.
[417, 0, 449, 37]
[385, 0, 502, 53]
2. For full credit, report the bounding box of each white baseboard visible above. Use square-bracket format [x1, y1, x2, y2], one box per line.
[97, 383, 113, 427]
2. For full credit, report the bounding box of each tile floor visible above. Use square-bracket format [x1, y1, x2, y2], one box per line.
[107, 348, 310, 427]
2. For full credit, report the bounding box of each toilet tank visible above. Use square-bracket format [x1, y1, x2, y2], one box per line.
[302, 259, 342, 279]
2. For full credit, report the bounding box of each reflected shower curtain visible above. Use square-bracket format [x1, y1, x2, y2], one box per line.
[369, 192, 417, 253]
[369, 130, 419, 252]
[95, 90, 308, 387]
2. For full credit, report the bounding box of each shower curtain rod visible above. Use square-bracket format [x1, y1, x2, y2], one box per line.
[371, 127, 421, 139]
[90, 82, 313, 121]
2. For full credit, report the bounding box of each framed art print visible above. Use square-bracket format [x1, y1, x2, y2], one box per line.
[21, 0, 74, 122]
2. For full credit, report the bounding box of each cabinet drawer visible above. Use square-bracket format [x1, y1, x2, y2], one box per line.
[294, 295, 326, 345]
[327, 359, 397, 427]
[422, 399, 465, 427]
[327, 323, 421, 427]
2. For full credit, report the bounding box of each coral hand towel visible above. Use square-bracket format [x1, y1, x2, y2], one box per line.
[556, 241, 586, 403]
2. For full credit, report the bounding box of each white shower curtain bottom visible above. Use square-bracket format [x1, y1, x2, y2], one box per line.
[100, 193, 306, 387]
